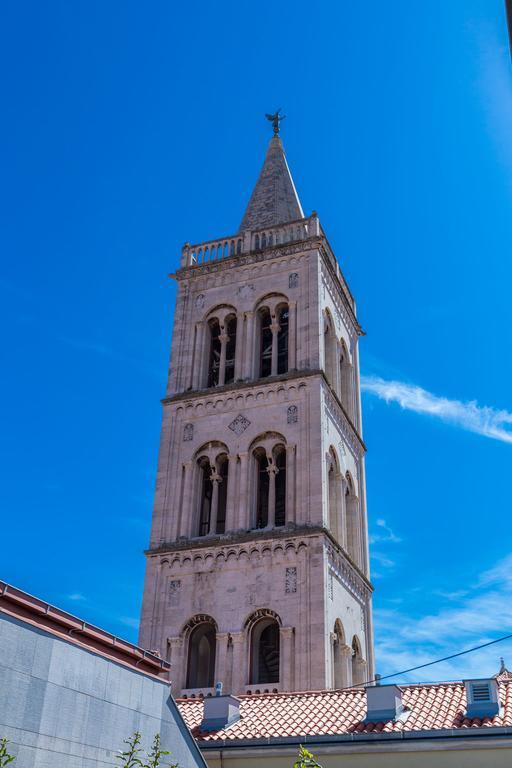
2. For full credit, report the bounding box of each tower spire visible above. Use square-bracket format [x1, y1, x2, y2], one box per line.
[239, 113, 304, 232]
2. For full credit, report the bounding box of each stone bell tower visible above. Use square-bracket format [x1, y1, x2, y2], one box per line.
[139, 117, 375, 696]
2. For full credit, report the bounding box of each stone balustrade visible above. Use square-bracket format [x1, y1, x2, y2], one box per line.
[180, 214, 320, 268]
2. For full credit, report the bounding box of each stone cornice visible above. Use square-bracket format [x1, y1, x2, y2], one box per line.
[172, 238, 319, 281]
[162, 369, 318, 405]
[162, 369, 365, 453]
[145, 525, 373, 594]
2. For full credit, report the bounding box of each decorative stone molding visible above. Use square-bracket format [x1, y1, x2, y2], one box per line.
[228, 414, 251, 435]
[158, 537, 310, 573]
[285, 567, 297, 593]
[323, 383, 364, 457]
[195, 294, 205, 309]
[326, 542, 371, 605]
[183, 423, 194, 442]
[169, 579, 181, 607]
[236, 284, 255, 299]
[243, 607, 282, 630]
[289, 272, 299, 288]
[167, 376, 309, 417]
[287, 405, 298, 424]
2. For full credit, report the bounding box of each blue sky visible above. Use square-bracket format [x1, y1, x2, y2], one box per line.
[1, 0, 511, 684]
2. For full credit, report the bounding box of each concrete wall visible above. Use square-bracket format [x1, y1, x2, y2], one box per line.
[0, 613, 205, 768]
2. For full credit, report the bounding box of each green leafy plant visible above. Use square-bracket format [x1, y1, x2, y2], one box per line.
[116, 732, 144, 767]
[143, 733, 178, 768]
[0, 738, 16, 766]
[293, 744, 322, 768]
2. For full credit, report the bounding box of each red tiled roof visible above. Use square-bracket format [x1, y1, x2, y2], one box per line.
[177, 681, 512, 742]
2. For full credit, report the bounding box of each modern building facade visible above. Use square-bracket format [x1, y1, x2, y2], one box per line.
[139, 124, 375, 697]
[0, 581, 206, 768]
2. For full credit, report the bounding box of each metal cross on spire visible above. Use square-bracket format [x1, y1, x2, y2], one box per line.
[265, 109, 286, 136]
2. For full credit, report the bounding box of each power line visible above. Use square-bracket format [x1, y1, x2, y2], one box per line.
[352, 631, 512, 690]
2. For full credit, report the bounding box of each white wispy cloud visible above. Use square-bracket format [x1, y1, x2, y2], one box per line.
[67, 592, 86, 602]
[375, 553, 512, 682]
[369, 518, 401, 545]
[361, 375, 512, 444]
[120, 616, 140, 630]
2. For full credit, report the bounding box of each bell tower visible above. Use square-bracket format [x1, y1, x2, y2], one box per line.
[139, 120, 375, 696]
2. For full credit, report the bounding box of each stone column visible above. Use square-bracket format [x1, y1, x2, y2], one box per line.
[339, 475, 347, 550]
[234, 312, 244, 380]
[267, 461, 278, 528]
[192, 322, 205, 390]
[218, 331, 229, 386]
[224, 454, 238, 532]
[340, 644, 353, 687]
[286, 444, 296, 524]
[333, 471, 343, 544]
[243, 311, 255, 379]
[214, 632, 230, 689]
[288, 300, 297, 370]
[208, 469, 221, 534]
[329, 632, 337, 688]
[168, 637, 185, 692]
[280, 627, 295, 691]
[270, 316, 280, 376]
[237, 452, 249, 529]
[230, 632, 246, 694]
[178, 461, 194, 538]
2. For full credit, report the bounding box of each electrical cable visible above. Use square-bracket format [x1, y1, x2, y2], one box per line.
[353, 631, 512, 690]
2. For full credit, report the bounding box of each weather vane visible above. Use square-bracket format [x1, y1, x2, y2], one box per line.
[265, 109, 286, 136]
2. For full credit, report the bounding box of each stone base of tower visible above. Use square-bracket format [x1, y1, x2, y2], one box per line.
[140, 528, 373, 696]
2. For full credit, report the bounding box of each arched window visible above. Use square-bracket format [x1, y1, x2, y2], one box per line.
[339, 341, 353, 418]
[258, 303, 289, 378]
[250, 618, 280, 684]
[198, 457, 213, 536]
[277, 306, 289, 375]
[254, 444, 286, 529]
[351, 636, 364, 686]
[259, 308, 273, 378]
[274, 446, 286, 527]
[186, 622, 216, 689]
[328, 453, 338, 540]
[197, 449, 230, 537]
[207, 315, 237, 388]
[216, 454, 228, 535]
[332, 619, 346, 689]
[207, 319, 221, 388]
[255, 449, 269, 529]
[345, 474, 361, 567]
[224, 316, 237, 385]
[324, 313, 336, 388]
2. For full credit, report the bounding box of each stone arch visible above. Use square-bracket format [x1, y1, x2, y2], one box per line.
[183, 614, 218, 690]
[332, 618, 349, 689]
[244, 609, 282, 686]
[351, 635, 366, 686]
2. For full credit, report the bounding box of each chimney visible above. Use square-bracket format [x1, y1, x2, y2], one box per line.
[365, 684, 404, 722]
[200, 683, 241, 732]
[464, 678, 500, 719]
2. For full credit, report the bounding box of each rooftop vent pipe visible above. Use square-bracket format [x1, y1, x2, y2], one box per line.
[200, 682, 241, 732]
[464, 678, 499, 719]
[365, 684, 404, 722]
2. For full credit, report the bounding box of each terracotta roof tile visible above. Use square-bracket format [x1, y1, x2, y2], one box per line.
[177, 681, 512, 742]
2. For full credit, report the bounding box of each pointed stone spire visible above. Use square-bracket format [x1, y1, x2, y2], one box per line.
[239, 134, 304, 232]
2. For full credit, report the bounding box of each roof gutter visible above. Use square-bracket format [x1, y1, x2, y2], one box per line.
[198, 725, 512, 752]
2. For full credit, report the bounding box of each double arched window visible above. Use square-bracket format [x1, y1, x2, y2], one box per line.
[196, 445, 229, 537]
[252, 437, 287, 529]
[257, 299, 289, 379]
[206, 309, 237, 388]
[186, 617, 217, 689]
